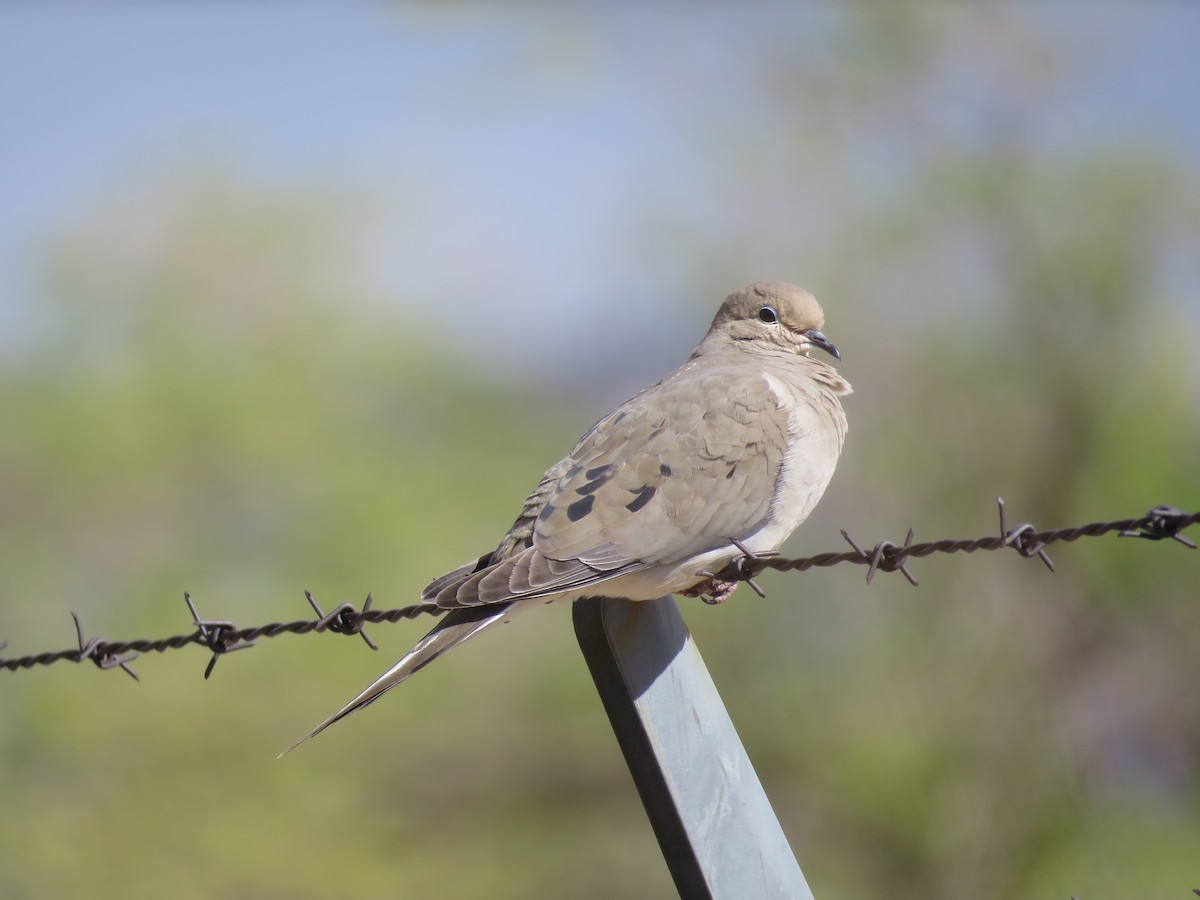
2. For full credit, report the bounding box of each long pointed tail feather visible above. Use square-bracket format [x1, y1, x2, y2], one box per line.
[280, 601, 518, 756]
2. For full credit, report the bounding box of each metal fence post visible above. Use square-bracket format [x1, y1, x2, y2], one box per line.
[573, 595, 815, 900]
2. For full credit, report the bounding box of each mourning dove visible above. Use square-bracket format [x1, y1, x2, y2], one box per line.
[287, 281, 850, 752]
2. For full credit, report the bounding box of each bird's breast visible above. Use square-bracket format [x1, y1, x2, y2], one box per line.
[742, 370, 845, 554]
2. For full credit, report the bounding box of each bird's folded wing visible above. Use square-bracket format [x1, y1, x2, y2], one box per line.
[421, 554, 492, 601]
[432, 365, 791, 608]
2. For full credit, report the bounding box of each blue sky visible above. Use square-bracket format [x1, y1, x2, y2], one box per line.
[2, 5, 1198, 378]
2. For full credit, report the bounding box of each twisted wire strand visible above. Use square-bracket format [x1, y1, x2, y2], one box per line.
[1, 501, 1195, 678]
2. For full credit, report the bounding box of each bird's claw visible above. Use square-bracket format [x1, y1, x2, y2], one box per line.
[680, 577, 741, 605]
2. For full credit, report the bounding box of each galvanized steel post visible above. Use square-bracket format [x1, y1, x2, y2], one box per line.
[573, 595, 814, 900]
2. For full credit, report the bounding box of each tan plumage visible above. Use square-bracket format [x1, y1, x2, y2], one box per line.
[285, 281, 851, 753]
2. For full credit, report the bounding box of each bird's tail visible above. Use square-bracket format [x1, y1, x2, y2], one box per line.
[280, 602, 518, 756]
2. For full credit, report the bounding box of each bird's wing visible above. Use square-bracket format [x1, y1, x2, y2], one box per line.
[431, 364, 791, 608]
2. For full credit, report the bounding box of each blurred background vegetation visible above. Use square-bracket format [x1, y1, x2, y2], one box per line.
[1, 5, 1198, 899]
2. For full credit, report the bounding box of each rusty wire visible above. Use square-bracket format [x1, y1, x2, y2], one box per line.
[1, 500, 1195, 680]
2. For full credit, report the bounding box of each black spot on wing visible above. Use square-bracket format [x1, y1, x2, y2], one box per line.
[577, 472, 612, 495]
[536, 503, 557, 522]
[660, 463, 672, 477]
[567, 495, 595, 522]
[626, 485, 656, 513]
[586, 464, 612, 481]
[726, 463, 738, 479]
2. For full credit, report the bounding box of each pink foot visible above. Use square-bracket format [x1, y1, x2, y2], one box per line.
[680, 578, 740, 605]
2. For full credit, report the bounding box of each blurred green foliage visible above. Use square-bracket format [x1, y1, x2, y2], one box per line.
[2, 8, 1199, 900]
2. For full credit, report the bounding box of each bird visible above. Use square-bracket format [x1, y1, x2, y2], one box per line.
[285, 280, 851, 753]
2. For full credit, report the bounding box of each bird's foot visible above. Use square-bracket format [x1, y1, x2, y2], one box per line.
[680, 577, 740, 605]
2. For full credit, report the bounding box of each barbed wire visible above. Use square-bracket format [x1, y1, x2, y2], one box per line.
[716, 499, 1198, 589]
[1, 499, 1195, 680]
[0, 590, 441, 681]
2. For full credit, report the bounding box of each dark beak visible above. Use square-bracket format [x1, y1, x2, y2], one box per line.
[803, 328, 841, 361]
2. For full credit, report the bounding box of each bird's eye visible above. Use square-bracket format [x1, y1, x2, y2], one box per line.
[757, 306, 778, 324]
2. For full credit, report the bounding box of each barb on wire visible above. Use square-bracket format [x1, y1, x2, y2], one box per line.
[186, 592, 257, 680]
[305, 590, 378, 651]
[728, 538, 774, 598]
[72, 611, 140, 681]
[1119, 505, 1198, 548]
[997, 498, 1056, 572]
[841, 527, 920, 585]
[0, 500, 1195, 679]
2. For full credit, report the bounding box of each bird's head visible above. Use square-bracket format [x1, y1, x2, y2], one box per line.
[704, 281, 840, 361]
